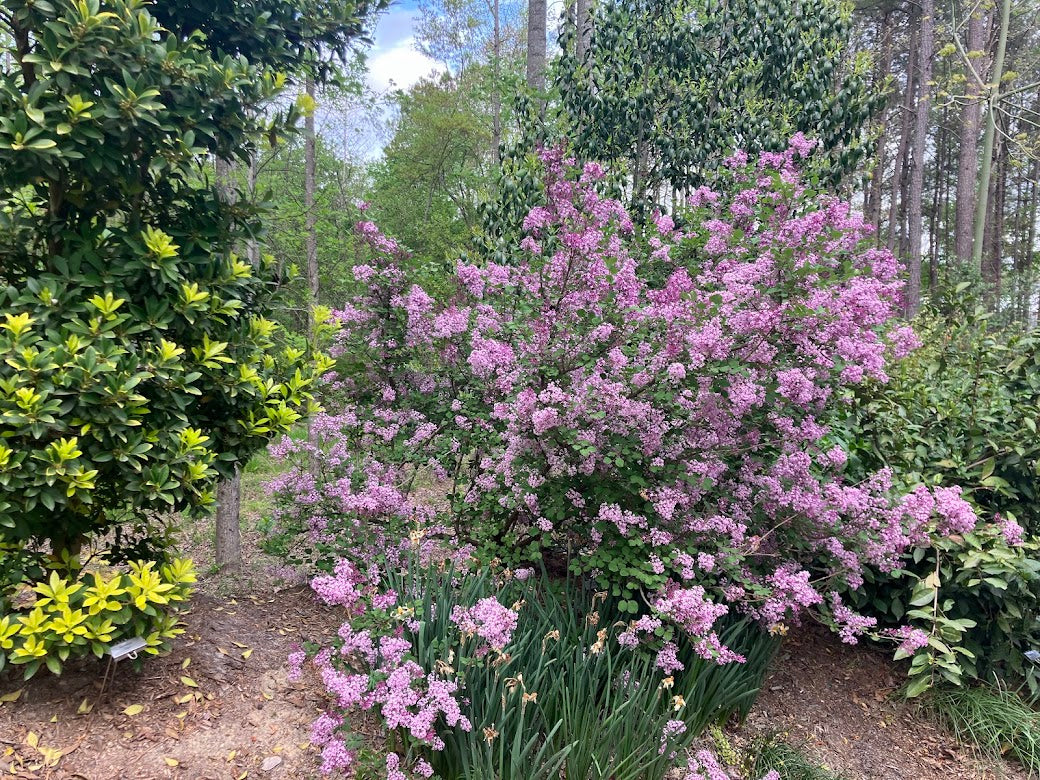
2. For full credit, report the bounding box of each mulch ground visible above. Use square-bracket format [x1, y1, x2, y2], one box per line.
[738, 623, 1028, 780]
[0, 584, 337, 780]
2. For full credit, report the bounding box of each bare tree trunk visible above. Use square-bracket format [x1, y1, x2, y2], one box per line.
[941, 115, 954, 279]
[305, 78, 318, 331]
[866, 9, 894, 231]
[1012, 164, 1028, 322]
[492, 0, 502, 158]
[526, 0, 547, 91]
[905, 0, 934, 318]
[983, 127, 1006, 304]
[887, 21, 918, 253]
[213, 155, 242, 569]
[247, 154, 260, 267]
[953, 5, 990, 267]
[1026, 157, 1039, 325]
[929, 108, 946, 291]
[305, 77, 320, 457]
[215, 472, 241, 568]
[576, 0, 590, 62]
[972, 0, 1011, 273]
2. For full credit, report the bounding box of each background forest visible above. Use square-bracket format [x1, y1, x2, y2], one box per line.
[270, 0, 1040, 322]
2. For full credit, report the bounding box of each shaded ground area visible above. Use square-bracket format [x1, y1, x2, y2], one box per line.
[0, 581, 335, 780]
[739, 623, 1027, 780]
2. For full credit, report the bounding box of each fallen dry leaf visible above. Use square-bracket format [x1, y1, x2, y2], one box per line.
[261, 755, 282, 771]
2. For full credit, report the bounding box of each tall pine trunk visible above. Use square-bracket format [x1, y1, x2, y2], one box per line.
[953, 5, 990, 268]
[866, 9, 894, 232]
[887, 21, 918, 253]
[305, 77, 319, 458]
[305, 78, 318, 337]
[492, 0, 502, 158]
[905, 0, 934, 318]
[213, 156, 241, 569]
[215, 474, 241, 568]
[576, 0, 590, 61]
[1026, 157, 1039, 325]
[928, 107, 947, 291]
[973, 0, 1012, 273]
[982, 126, 1007, 304]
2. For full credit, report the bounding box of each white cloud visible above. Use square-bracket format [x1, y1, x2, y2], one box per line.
[367, 38, 442, 93]
[373, 6, 426, 51]
[365, 6, 443, 94]
[315, 5, 444, 160]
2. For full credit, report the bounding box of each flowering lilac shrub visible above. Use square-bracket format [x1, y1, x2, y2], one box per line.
[307, 139, 976, 664]
[262, 418, 446, 574]
[294, 551, 778, 778]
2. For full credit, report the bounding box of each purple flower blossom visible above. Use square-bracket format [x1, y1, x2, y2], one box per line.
[999, 514, 1026, 546]
[287, 649, 306, 682]
[450, 597, 519, 650]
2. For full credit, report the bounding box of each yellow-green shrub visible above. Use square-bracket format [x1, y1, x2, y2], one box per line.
[0, 558, 196, 678]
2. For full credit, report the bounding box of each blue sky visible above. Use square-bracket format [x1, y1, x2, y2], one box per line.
[311, 1, 443, 159]
[364, 1, 443, 93]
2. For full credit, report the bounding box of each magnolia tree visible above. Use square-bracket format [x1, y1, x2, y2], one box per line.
[0, 0, 384, 559]
[268, 139, 978, 671]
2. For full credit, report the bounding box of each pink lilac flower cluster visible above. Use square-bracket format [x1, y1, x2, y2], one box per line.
[306, 567, 477, 777]
[311, 559, 371, 614]
[309, 141, 978, 675]
[287, 647, 307, 682]
[881, 626, 931, 656]
[449, 597, 519, 651]
[659, 719, 688, 757]
[828, 592, 878, 644]
[309, 714, 356, 775]
[682, 750, 780, 780]
[998, 514, 1026, 547]
[385, 753, 433, 779]
[651, 586, 744, 664]
[263, 416, 464, 574]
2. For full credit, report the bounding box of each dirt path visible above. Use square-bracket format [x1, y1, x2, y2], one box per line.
[739, 624, 1027, 780]
[0, 587, 336, 780]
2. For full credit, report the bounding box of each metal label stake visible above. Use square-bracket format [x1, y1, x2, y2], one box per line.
[96, 637, 148, 707]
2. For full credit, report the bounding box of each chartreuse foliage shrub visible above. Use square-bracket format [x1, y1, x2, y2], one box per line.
[0, 0, 400, 554]
[291, 551, 778, 779]
[838, 294, 1040, 694]
[0, 553, 195, 679]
